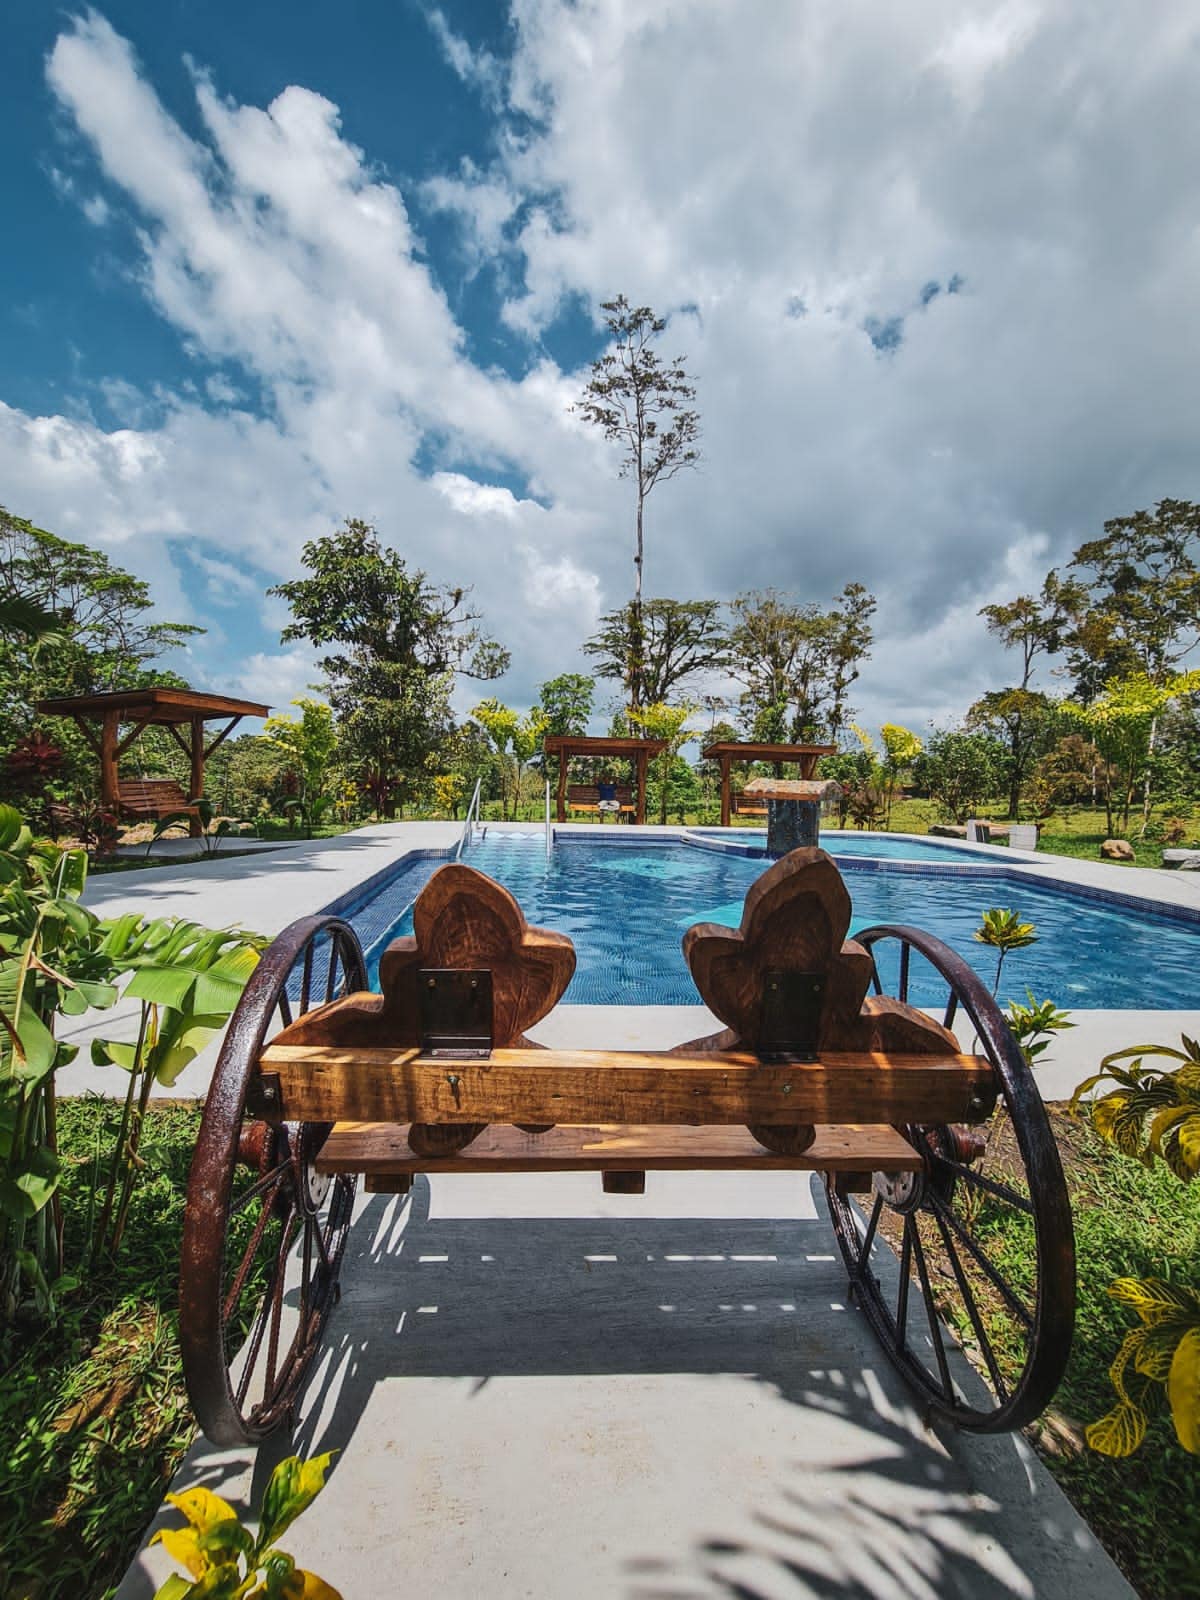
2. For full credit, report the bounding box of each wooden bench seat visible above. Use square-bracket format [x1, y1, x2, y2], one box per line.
[731, 792, 768, 817]
[316, 1120, 923, 1184]
[567, 782, 636, 817]
[117, 779, 198, 821]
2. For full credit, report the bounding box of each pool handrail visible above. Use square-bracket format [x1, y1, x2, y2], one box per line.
[456, 776, 483, 860]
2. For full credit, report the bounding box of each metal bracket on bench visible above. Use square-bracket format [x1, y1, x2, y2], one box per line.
[756, 969, 824, 1063]
[418, 969, 493, 1059]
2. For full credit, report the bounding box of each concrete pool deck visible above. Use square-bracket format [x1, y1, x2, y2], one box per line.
[67, 820, 1200, 1103]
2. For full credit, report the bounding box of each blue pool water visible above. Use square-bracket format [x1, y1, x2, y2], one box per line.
[695, 829, 1002, 864]
[348, 833, 1200, 1010]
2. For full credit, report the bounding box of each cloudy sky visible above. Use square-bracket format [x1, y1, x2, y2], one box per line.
[4, 1, 1200, 735]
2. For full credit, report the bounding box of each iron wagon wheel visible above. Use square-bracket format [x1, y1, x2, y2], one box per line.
[181, 914, 367, 1447]
[824, 923, 1074, 1433]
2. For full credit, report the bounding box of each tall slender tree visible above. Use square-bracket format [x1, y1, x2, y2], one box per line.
[573, 297, 700, 717]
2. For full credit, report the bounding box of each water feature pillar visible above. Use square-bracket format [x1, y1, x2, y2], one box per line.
[742, 778, 843, 858]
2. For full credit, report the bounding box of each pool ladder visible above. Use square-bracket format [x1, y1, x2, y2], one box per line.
[456, 777, 485, 859]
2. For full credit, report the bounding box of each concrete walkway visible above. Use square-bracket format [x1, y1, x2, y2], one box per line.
[116, 1008, 1136, 1600]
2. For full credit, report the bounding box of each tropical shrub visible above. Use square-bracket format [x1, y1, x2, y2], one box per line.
[152, 1453, 342, 1600]
[1071, 1035, 1200, 1454]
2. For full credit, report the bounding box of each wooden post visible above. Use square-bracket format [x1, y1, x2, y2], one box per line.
[556, 750, 567, 823]
[99, 710, 120, 817]
[635, 745, 648, 825]
[189, 714, 205, 836]
[720, 755, 731, 827]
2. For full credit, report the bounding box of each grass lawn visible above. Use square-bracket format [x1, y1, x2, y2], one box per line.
[0, 1099, 201, 1600]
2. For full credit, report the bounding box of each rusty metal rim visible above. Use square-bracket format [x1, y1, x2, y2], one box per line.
[825, 922, 1075, 1433]
[180, 915, 366, 1447]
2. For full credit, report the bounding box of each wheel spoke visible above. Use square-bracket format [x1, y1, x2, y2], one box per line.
[933, 1154, 1034, 1215]
[927, 1190, 1034, 1330]
[262, 1204, 300, 1398]
[230, 1163, 287, 1217]
[856, 1192, 884, 1269]
[929, 1203, 1010, 1402]
[223, 1178, 284, 1320]
[896, 1217, 912, 1344]
[943, 990, 958, 1030]
[909, 1218, 955, 1401]
[898, 942, 910, 1004]
[300, 944, 314, 1012]
[324, 938, 340, 1003]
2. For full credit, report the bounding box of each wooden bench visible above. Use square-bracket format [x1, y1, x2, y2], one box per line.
[731, 791, 768, 817]
[179, 848, 1076, 1448]
[567, 782, 636, 818]
[117, 779, 198, 822]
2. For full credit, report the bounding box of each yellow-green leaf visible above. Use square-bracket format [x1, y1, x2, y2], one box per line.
[1109, 1277, 1200, 1326]
[164, 1485, 240, 1534]
[1086, 1401, 1147, 1457]
[293, 1571, 344, 1600]
[152, 1525, 207, 1580]
[258, 1453, 336, 1552]
[1168, 1327, 1200, 1453]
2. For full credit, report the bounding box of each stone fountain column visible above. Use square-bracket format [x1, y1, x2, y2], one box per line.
[742, 778, 843, 857]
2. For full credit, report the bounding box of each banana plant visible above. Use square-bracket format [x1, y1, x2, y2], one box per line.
[149, 796, 253, 858]
[90, 914, 266, 1257]
[0, 804, 119, 1323]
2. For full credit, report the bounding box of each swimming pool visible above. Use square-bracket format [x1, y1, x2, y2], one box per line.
[692, 828, 1003, 864]
[341, 832, 1200, 1011]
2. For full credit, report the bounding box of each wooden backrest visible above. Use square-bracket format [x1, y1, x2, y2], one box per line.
[568, 784, 635, 804]
[119, 779, 189, 802]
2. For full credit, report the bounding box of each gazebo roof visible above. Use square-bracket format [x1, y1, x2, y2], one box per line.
[37, 687, 270, 723]
[700, 740, 836, 762]
[543, 734, 669, 758]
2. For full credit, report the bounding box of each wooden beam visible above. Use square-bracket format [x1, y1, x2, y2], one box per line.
[317, 1121, 922, 1175]
[635, 745, 648, 825]
[189, 714, 205, 835]
[204, 715, 242, 759]
[556, 749, 567, 823]
[164, 722, 193, 762]
[258, 1044, 994, 1128]
[69, 715, 102, 758]
[114, 713, 156, 758]
[99, 710, 119, 815]
[720, 754, 731, 827]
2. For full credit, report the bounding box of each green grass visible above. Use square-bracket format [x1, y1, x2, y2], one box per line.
[0, 1099, 202, 1600]
[1011, 1109, 1200, 1599]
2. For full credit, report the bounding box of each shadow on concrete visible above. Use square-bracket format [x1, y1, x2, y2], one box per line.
[119, 1176, 1128, 1599]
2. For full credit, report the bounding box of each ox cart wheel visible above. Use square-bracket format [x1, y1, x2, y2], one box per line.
[824, 924, 1074, 1433]
[181, 916, 367, 1446]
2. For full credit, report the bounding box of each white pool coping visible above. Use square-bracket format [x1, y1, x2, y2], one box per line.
[62, 820, 1200, 1104]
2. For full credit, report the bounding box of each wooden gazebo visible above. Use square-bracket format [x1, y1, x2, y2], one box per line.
[37, 687, 269, 835]
[544, 734, 669, 825]
[701, 740, 835, 827]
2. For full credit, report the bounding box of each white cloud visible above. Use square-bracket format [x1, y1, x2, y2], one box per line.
[2, 3, 1197, 741]
[426, 8, 505, 106]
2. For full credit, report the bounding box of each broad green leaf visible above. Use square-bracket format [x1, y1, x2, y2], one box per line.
[91, 1038, 142, 1072]
[1168, 1327, 1200, 1453]
[126, 965, 198, 1010]
[257, 1453, 336, 1552]
[151, 1014, 228, 1085]
[1086, 1400, 1147, 1456]
[0, 803, 27, 851]
[11, 1004, 58, 1086]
